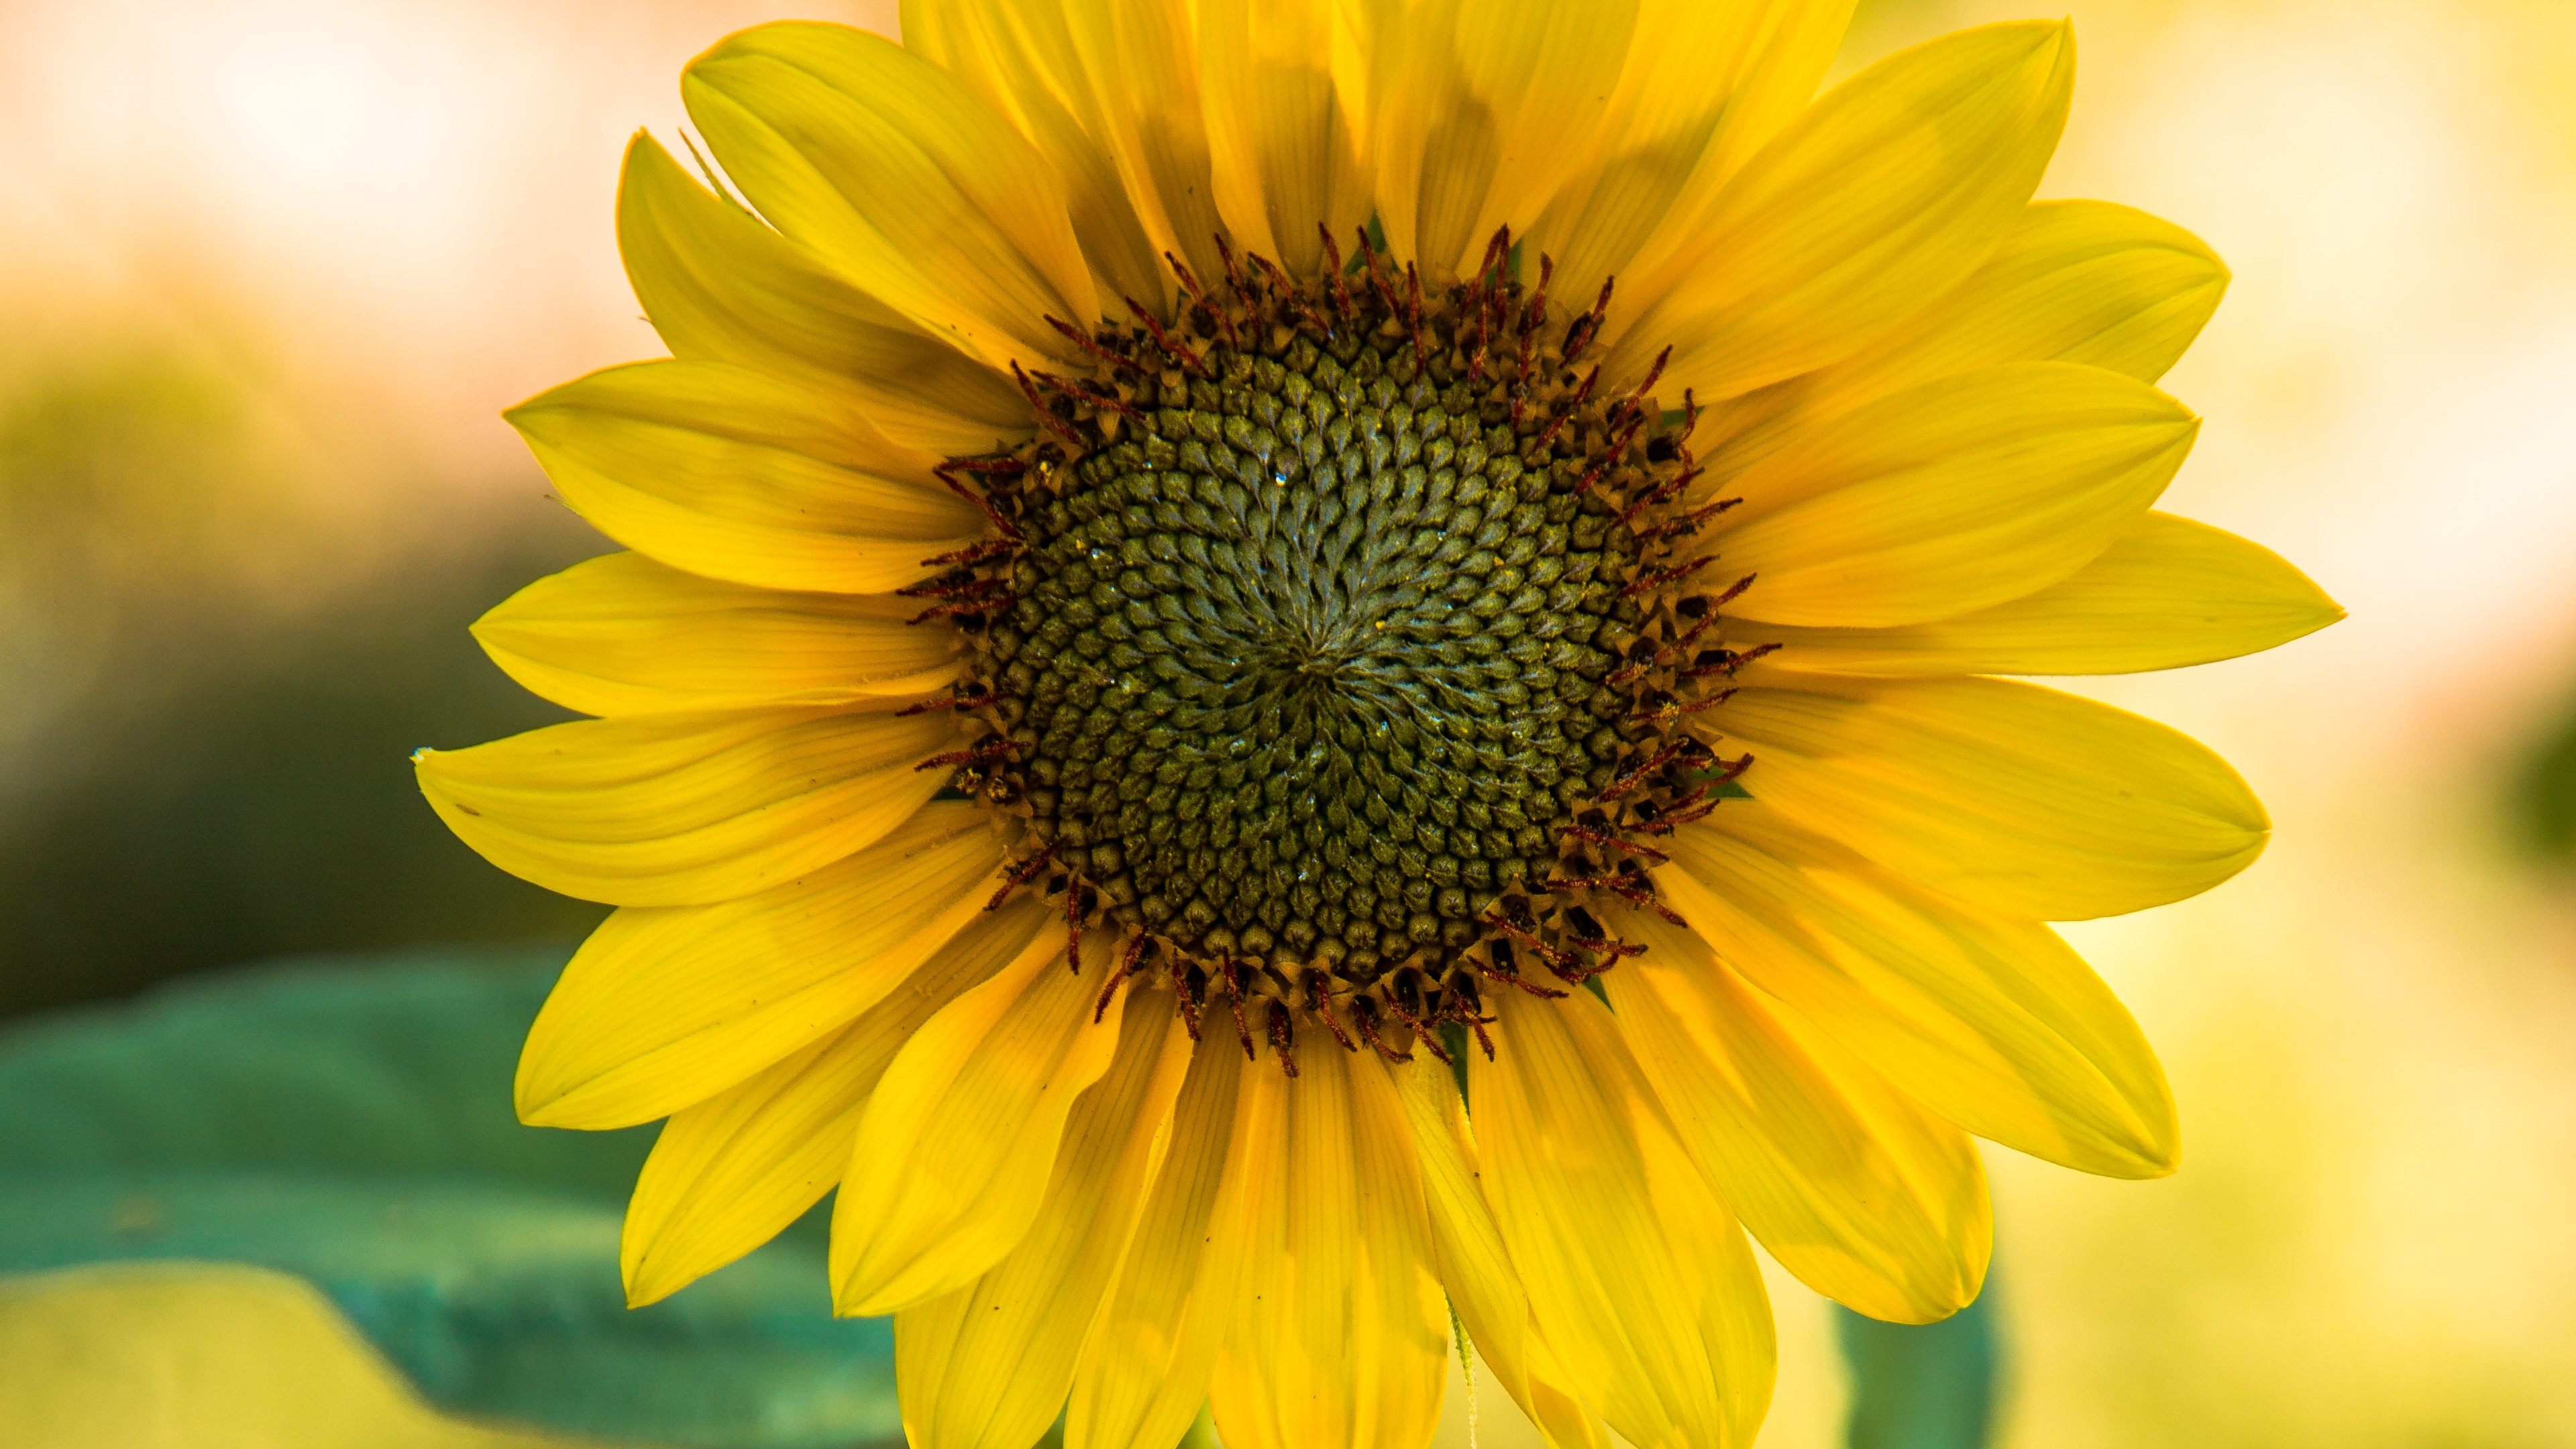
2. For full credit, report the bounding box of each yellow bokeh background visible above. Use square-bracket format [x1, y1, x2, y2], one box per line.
[5, 1, 2575, 1446]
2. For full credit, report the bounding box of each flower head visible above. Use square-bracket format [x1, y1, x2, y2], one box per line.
[419, 5, 2341, 1447]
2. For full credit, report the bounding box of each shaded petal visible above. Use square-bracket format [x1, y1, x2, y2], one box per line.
[1530, 0, 1857, 318]
[1617, 21, 2074, 400]
[900, 0, 1169, 309]
[1368, 0, 1639, 280]
[1711, 672, 2268, 919]
[1695, 198, 2229, 496]
[1196, 0, 1375, 278]
[474, 550, 962, 717]
[896, 987, 1195, 1449]
[1383, 1057, 1613, 1449]
[1059, 0, 1230, 294]
[830, 926, 1127, 1315]
[513, 803, 1003, 1127]
[1208, 1044, 1448, 1449]
[616, 131, 1028, 454]
[686, 21, 1098, 368]
[1659, 804, 2178, 1176]
[1609, 908, 1990, 1324]
[1473, 990, 1775, 1449]
[1708, 362, 2198, 629]
[617, 897, 1046, 1305]
[416, 704, 958, 909]
[505, 360, 982, 596]
[1067, 1043, 1249, 1449]
[1746, 511, 2345, 677]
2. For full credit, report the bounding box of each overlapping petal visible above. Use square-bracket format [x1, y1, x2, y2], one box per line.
[1208, 1043, 1449, 1449]
[416, 702, 958, 909]
[1616, 20, 2074, 401]
[1609, 909, 1990, 1323]
[1749, 511, 2345, 677]
[685, 21, 1099, 368]
[1195, 0, 1375, 278]
[830, 927, 1128, 1316]
[512, 802, 1002, 1128]
[1707, 362, 2200, 629]
[1712, 672, 2269, 919]
[616, 131, 1029, 454]
[1660, 804, 2178, 1176]
[473, 549, 962, 717]
[1474, 991, 1775, 1449]
[895, 987, 1194, 1449]
[618, 897, 1046, 1305]
[505, 360, 982, 595]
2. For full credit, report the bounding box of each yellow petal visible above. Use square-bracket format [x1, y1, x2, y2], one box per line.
[1368, 0, 1638, 280]
[902, 0, 1169, 309]
[896, 987, 1195, 1449]
[474, 550, 963, 717]
[417, 704, 959, 909]
[1609, 908, 1991, 1324]
[685, 22, 1098, 369]
[1474, 991, 1775, 1449]
[513, 804, 1004, 1128]
[1658, 804, 2178, 1176]
[615, 131, 1028, 455]
[619, 897, 1047, 1305]
[1709, 362, 2199, 629]
[1067, 1043, 1250, 1449]
[1195, 0, 1375, 278]
[505, 360, 981, 596]
[1746, 511, 2345, 677]
[1208, 1044, 1449, 1449]
[1619, 20, 2074, 401]
[1059, 0, 1230, 294]
[1712, 672, 2268, 919]
[1531, 0, 1857, 320]
[831, 926, 1128, 1316]
[1383, 1058, 1613, 1449]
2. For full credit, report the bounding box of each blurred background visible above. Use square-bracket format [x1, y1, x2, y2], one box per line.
[3, 0, 2573, 1444]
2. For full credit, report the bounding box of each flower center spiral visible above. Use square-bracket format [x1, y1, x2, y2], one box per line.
[910, 229, 1760, 1070]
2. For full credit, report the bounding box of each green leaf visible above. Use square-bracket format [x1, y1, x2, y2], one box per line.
[1833, 1277, 2001, 1449]
[0, 948, 900, 1449]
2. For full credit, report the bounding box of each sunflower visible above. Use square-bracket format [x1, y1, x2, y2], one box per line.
[417, 4, 2339, 1446]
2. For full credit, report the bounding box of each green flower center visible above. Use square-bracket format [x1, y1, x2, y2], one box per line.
[917, 233, 1754, 1067]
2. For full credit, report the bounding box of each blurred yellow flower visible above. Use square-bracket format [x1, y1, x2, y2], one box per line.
[415, 4, 2341, 1448]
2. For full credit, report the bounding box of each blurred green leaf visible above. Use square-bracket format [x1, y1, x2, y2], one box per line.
[0, 948, 898, 1449]
[1834, 1279, 2000, 1449]
[2514, 685, 2576, 861]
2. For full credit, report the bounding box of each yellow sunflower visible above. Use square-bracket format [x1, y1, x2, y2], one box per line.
[418, 4, 2340, 1447]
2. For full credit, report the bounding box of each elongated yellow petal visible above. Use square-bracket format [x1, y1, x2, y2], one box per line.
[896, 987, 1194, 1449]
[1620, 20, 2074, 402]
[1747, 511, 2345, 677]
[619, 897, 1046, 1305]
[506, 360, 982, 596]
[513, 804, 1003, 1128]
[1067, 1042, 1250, 1449]
[1368, 0, 1638, 280]
[1036, 0, 1226, 296]
[473, 550, 962, 718]
[1383, 1058, 1612, 1449]
[832, 928, 1127, 1316]
[615, 131, 1028, 455]
[1696, 197, 2229, 496]
[1532, 0, 1856, 321]
[1474, 991, 1775, 1449]
[1195, 0, 1374, 278]
[1610, 909, 1990, 1324]
[1709, 362, 2198, 629]
[901, 0, 1169, 310]
[1713, 672, 2268, 919]
[416, 704, 957, 909]
[685, 22, 1097, 369]
[1209, 1044, 1448, 1449]
[1659, 805, 2178, 1176]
